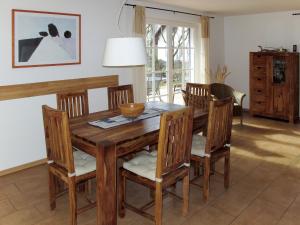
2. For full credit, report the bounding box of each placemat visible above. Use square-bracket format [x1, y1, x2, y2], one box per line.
[89, 108, 166, 129]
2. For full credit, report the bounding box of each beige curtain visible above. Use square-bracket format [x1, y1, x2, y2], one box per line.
[199, 16, 211, 84]
[132, 5, 146, 103]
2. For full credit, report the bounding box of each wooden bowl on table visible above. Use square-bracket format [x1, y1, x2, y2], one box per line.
[119, 103, 145, 118]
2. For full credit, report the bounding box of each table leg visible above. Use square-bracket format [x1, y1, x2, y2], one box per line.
[96, 141, 117, 225]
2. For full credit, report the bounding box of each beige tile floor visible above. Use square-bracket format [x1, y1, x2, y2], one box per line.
[1, 114, 300, 225]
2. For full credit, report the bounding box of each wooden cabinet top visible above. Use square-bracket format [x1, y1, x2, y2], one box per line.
[250, 52, 299, 56]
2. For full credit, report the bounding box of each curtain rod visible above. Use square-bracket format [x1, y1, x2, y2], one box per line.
[125, 3, 215, 19]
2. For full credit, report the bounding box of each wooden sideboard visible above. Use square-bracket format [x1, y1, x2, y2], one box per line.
[249, 52, 299, 123]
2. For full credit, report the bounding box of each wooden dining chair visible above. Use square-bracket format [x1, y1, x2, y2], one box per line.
[56, 90, 90, 192]
[56, 90, 89, 118]
[190, 97, 233, 202]
[183, 83, 211, 112]
[210, 83, 246, 125]
[107, 84, 134, 110]
[118, 107, 193, 225]
[42, 105, 96, 225]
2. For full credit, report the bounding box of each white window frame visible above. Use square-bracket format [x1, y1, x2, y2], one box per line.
[145, 17, 200, 103]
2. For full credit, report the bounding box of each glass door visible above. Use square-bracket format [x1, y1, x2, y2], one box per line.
[145, 23, 195, 104]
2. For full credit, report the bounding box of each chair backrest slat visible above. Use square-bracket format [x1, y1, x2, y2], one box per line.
[156, 107, 193, 177]
[185, 83, 211, 111]
[108, 85, 134, 110]
[56, 90, 89, 118]
[206, 97, 233, 153]
[42, 105, 75, 173]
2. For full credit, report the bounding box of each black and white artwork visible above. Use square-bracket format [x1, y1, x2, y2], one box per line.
[12, 10, 81, 68]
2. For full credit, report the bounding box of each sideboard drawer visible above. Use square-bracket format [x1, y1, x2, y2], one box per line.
[252, 95, 266, 102]
[252, 66, 266, 77]
[251, 88, 265, 96]
[253, 54, 267, 65]
[251, 77, 266, 89]
[251, 100, 266, 113]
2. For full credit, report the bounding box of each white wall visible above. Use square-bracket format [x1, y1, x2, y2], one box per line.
[210, 16, 225, 72]
[0, 0, 135, 171]
[224, 11, 300, 109]
[0, 0, 224, 171]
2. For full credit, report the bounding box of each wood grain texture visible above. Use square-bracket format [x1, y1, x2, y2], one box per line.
[107, 84, 134, 110]
[57, 90, 89, 119]
[96, 141, 117, 225]
[191, 97, 233, 202]
[42, 105, 75, 173]
[70, 102, 207, 149]
[0, 75, 118, 101]
[70, 102, 207, 225]
[119, 107, 193, 225]
[185, 83, 211, 112]
[249, 52, 299, 123]
[42, 105, 96, 225]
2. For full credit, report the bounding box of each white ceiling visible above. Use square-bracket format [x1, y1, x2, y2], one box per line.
[147, 0, 300, 15]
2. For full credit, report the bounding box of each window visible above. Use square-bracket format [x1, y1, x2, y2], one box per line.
[146, 23, 195, 104]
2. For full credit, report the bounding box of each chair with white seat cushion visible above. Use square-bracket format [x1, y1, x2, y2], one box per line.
[191, 97, 234, 202]
[56, 90, 91, 193]
[73, 149, 96, 176]
[118, 107, 194, 225]
[42, 105, 96, 225]
[123, 151, 157, 181]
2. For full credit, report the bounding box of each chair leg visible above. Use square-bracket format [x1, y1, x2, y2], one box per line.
[68, 177, 77, 225]
[87, 180, 92, 194]
[203, 157, 210, 202]
[194, 161, 200, 177]
[49, 171, 57, 210]
[149, 188, 155, 199]
[240, 111, 243, 126]
[118, 170, 126, 218]
[210, 161, 216, 175]
[155, 182, 163, 225]
[182, 173, 189, 216]
[48, 170, 56, 210]
[224, 154, 230, 189]
[78, 182, 86, 192]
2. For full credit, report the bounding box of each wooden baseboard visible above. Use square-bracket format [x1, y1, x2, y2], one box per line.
[0, 158, 47, 177]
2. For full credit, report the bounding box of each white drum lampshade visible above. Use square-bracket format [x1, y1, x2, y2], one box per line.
[103, 37, 147, 67]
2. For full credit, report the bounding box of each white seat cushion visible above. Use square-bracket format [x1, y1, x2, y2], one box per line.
[191, 135, 207, 157]
[73, 149, 96, 176]
[123, 151, 157, 181]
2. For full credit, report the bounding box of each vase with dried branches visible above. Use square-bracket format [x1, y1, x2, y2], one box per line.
[214, 65, 231, 83]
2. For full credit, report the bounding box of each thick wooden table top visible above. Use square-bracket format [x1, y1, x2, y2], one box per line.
[70, 101, 207, 148]
[69, 101, 208, 225]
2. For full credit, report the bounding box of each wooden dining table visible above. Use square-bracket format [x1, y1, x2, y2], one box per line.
[69, 101, 208, 225]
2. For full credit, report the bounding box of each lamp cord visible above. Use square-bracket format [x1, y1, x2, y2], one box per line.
[117, 0, 127, 35]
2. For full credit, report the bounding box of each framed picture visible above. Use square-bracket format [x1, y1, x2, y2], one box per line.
[12, 9, 81, 68]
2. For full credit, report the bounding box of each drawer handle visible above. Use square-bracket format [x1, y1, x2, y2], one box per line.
[257, 78, 262, 81]
[257, 90, 262, 93]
